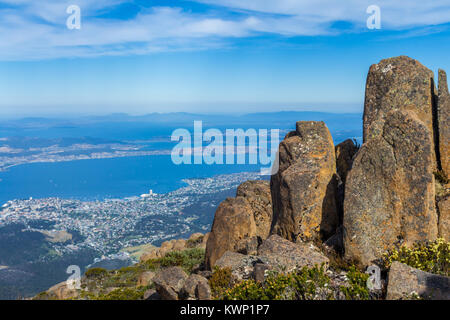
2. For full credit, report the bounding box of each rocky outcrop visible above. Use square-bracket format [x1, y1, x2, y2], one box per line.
[344, 110, 438, 266]
[137, 271, 155, 287]
[363, 56, 436, 157]
[438, 70, 450, 177]
[45, 281, 79, 300]
[386, 262, 450, 300]
[205, 180, 272, 269]
[257, 235, 329, 272]
[270, 121, 339, 242]
[153, 267, 188, 300]
[140, 233, 208, 262]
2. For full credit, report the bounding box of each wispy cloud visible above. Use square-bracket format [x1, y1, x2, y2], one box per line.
[0, 0, 449, 60]
[195, 0, 450, 29]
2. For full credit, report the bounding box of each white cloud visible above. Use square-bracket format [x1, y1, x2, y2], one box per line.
[0, 0, 449, 60]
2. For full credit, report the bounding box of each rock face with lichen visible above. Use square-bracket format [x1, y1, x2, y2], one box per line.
[344, 56, 443, 266]
[205, 180, 273, 269]
[257, 235, 329, 272]
[270, 121, 339, 243]
[438, 69, 450, 177]
[363, 56, 436, 155]
[236, 180, 273, 240]
[344, 110, 438, 266]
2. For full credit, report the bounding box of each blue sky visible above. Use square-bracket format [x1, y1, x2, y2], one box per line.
[0, 0, 450, 116]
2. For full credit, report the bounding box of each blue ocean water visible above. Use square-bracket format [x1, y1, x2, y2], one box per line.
[0, 112, 363, 205]
[0, 155, 262, 204]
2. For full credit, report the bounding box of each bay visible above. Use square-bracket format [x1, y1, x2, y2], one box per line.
[0, 155, 262, 204]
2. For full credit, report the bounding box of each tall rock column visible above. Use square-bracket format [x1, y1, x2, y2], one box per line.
[363, 56, 437, 167]
[438, 69, 450, 177]
[344, 56, 441, 266]
[270, 121, 339, 242]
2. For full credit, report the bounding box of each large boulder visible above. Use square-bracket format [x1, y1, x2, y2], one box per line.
[180, 274, 211, 300]
[270, 121, 339, 242]
[214, 251, 263, 280]
[438, 69, 450, 177]
[363, 56, 436, 156]
[153, 267, 188, 300]
[205, 181, 272, 269]
[45, 281, 79, 300]
[386, 262, 450, 300]
[236, 180, 273, 239]
[257, 235, 329, 272]
[205, 197, 256, 269]
[344, 110, 438, 266]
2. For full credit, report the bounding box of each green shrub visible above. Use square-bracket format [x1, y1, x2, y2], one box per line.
[141, 248, 205, 273]
[159, 248, 205, 273]
[289, 264, 331, 300]
[209, 267, 235, 298]
[93, 287, 147, 300]
[339, 266, 370, 300]
[383, 238, 449, 276]
[222, 280, 266, 300]
[85, 267, 108, 278]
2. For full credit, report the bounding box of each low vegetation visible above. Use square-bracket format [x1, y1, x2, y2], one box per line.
[339, 266, 370, 300]
[36, 238, 450, 300]
[84, 267, 108, 278]
[158, 248, 205, 273]
[32, 248, 207, 300]
[211, 264, 370, 300]
[383, 238, 449, 276]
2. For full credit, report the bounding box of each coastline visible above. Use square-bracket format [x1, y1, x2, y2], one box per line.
[0, 149, 172, 172]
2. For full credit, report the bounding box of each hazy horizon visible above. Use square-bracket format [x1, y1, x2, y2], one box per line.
[0, 105, 364, 119]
